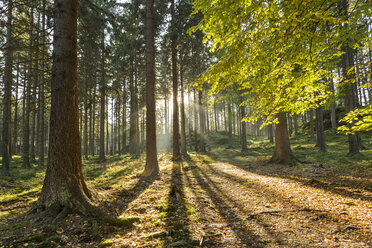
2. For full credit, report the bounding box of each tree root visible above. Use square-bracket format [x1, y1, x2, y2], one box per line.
[52, 206, 69, 225]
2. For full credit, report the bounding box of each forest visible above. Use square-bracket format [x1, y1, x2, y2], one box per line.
[0, 0, 371, 247]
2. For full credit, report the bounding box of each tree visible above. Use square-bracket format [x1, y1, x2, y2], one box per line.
[199, 90, 206, 152]
[190, 0, 342, 163]
[99, 29, 106, 162]
[37, 0, 46, 168]
[171, 0, 180, 160]
[37, 0, 101, 218]
[315, 105, 326, 152]
[179, 53, 188, 157]
[270, 112, 294, 164]
[240, 96, 248, 153]
[143, 0, 159, 177]
[2, 0, 13, 176]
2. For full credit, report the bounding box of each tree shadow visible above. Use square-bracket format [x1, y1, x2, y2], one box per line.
[206, 150, 372, 202]
[106, 175, 157, 216]
[162, 162, 193, 247]
[187, 165, 267, 247]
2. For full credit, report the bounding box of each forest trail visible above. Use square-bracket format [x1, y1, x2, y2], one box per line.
[1, 150, 371, 247]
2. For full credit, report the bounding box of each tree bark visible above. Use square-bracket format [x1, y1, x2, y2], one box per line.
[23, 4, 33, 169]
[329, 78, 337, 134]
[117, 94, 121, 155]
[129, 58, 138, 155]
[38, 0, 102, 217]
[270, 112, 294, 164]
[240, 100, 247, 153]
[2, 0, 13, 176]
[180, 55, 188, 157]
[268, 124, 274, 143]
[194, 89, 198, 151]
[339, 0, 360, 156]
[227, 103, 233, 148]
[13, 59, 19, 156]
[188, 87, 193, 151]
[90, 84, 96, 156]
[37, 0, 46, 168]
[309, 109, 315, 141]
[214, 104, 218, 132]
[122, 82, 127, 153]
[199, 91, 206, 152]
[293, 114, 298, 138]
[143, 0, 159, 177]
[84, 96, 89, 160]
[99, 30, 106, 162]
[106, 95, 109, 155]
[171, 0, 180, 160]
[315, 106, 326, 152]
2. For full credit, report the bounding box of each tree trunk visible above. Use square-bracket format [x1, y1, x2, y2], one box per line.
[180, 55, 188, 157]
[309, 109, 314, 141]
[171, 0, 180, 160]
[287, 114, 292, 137]
[206, 107, 210, 136]
[99, 31, 105, 162]
[2, 0, 13, 176]
[129, 58, 138, 155]
[223, 102, 227, 133]
[315, 106, 326, 152]
[188, 87, 193, 151]
[30, 108, 36, 162]
[117, 95, 121, 155]
[339, 0, 360, 156]
[268, 124, 274, 143]
[38, 0, 102, 218]
[31, 12, 39, 163]
[13, 59, 19, 156]
[329, 78, 337, 134]
[90, 84, 96, 156]
[111, 97, 114, 155]
[23, 5, 33, 169]
[164, 90, 168, 135]
[106, 95, 109, 155]
[37, 0, 46, 167]
[194, 89, 198, 151]
[84, 96, 88, 160]
[199, 91, 206, 152]
[293, 114, 298, 138]
[227, 103, 233, 148]
[143, 0, 159, 177]
[240, 100, 247, 153]
[122, 82, 127, 153]
[214, 104, 218, 132]
[270, 112, 294, 164]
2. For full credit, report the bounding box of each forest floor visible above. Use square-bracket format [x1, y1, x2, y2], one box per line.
[0, 132, 371, 247]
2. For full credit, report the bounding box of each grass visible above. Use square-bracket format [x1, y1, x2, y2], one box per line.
[0, 130, 371, 247]
[0, 154, 144, 205]
[0, 130, 370, 206]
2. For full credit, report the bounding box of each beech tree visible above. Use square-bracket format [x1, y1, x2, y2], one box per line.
[190, 0, 360, 163]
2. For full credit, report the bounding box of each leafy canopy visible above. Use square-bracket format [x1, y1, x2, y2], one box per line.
[190, 0, 345, 125]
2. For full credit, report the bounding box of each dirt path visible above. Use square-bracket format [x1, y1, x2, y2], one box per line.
[1, 152, 371, 247]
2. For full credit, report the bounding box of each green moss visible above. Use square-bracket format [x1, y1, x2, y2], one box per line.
[145, 231, 167, 239]
[99, 239, 114, 247]
[116, 216, 141, 227]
